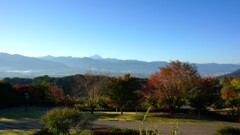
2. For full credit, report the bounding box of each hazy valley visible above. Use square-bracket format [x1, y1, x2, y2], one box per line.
[0, 53, 239, 79]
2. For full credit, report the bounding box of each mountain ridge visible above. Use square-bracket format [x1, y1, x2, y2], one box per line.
[227, 68, 240, 77]
[0, 52, 240, 78]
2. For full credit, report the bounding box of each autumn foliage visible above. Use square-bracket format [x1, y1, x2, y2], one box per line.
[140, 61, 200, 113]
[48, 86, 65, 105]
[0, 82, 65, 108]
[1, 61, 240, 120]
[220, 77, 240, 116]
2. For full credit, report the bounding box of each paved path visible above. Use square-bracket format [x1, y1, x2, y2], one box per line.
[0, 119, 42, 130]
[93, 121, 240, 135]
[0, 119, 240, 135]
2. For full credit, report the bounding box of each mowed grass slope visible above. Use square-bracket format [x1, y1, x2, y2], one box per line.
[86, 111, 230, 123]
[0, 108, 239, 135]
[0, 107, 45, 135]
[0, 107, 235, 123]
[0, 107, 47, 121]
[0, 129, 36, 135]
[0, 130, 92, 135]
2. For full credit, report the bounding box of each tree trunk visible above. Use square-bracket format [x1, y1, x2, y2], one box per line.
[177, 105, 181, 112]
[232, 106, 235, 117]
[198, 109, 201, 117]
[91, 106, 94, 114]
[170, 105, 174, 115]
[237, 107, 240, 123]
[120, 107, 123, 115]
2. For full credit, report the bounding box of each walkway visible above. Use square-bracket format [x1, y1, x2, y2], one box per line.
[0, 119, 240, 135]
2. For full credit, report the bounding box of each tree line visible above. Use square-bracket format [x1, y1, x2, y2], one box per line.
[1, 61, 240, 118]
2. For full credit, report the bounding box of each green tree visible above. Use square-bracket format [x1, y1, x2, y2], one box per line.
[0, 81, 16, 108]
[72, 74, 109, 113]
[84, 74, 108, 114]
[55, 75, 77, 95]
[231, 78, 240, 90]
[126, 78, 146, 112]
[108, 74, 139, 114]
[32, 75, 56, 85]
[188, 78, 220, 116]
[220, 76, 233, 87]
[3, 77, 33, 85]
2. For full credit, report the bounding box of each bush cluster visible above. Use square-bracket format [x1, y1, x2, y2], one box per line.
[93, 128, 156, 135]
[215, 126, 240, 135]
[31, 128, 54, 135]
[40, 107, 88, 135]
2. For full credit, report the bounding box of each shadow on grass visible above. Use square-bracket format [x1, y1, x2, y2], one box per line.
[1, 107, 236, 123]
[0, 107, 49, 120]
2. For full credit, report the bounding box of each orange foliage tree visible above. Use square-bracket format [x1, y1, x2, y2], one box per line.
[15, 84, 65, 106]
[15, 84, 43, 106]
[221, 84, 240, 116]
[48, 85, 65, 105]
[142, 61, 200, 113]
[220, 77, 240, 117]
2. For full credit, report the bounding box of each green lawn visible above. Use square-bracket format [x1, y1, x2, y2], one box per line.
[145, 113, 226, 123]
[87, 112, 229, 124]
[145, 116, 222, 123]
[83, 112, 143, 121]
[0, 108, 236, 135]
[0, 129, 37, 135]
[0, 130, 92, 135]
[0, 107, 47, 121]
[0, 107, 231, 124]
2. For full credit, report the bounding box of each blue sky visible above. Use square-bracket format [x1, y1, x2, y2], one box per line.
[0, 0, 240, 64]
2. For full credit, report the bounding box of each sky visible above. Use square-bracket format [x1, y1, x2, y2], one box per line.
[0, 0, 240, 64]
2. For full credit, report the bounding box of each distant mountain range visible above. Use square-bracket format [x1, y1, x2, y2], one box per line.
[227, 69, 240, 77]
[0, 52, 240, 78]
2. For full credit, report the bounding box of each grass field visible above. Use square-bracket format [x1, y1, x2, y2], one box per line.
[0, 107, 47, 121]
[0, 108, 238, 135]
[0, 129, 92, 135]
[0, 107, 230, 123]
[84, 112, 143, 121]
[145, 113, 226, 123]
[0, 129, 37, 135]
[85, 111, 228, 124]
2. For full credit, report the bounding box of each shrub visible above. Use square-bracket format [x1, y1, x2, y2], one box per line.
[31, 128, 54, 135]
[215, 126, 240, 135]
[40, 107, 90, 135]
[92, 128, 110, 135]
[120, 128, 139, 135]
[93, 128, 151, 135]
